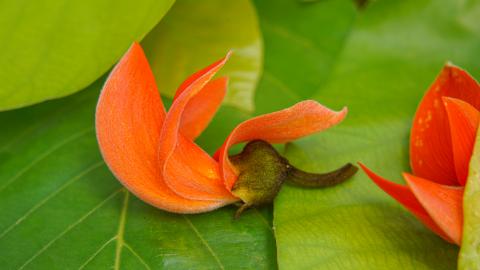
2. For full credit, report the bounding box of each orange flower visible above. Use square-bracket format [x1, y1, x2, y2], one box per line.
[96, 43, 348, 214]
[360, 64, 480, 245]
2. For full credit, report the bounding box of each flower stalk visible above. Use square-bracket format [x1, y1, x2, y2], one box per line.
[230, 140, 357, 218]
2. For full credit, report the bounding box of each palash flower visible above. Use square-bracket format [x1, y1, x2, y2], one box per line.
[96, 43, 357, 217]
[360, 64, 480, 245]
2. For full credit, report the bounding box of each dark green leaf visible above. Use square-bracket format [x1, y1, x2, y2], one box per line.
[0, 81, 275, 269]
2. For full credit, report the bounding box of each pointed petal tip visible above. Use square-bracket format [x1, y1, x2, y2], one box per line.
[401, 172, 414, 181]
[126, 42, 143, 55]
[301, 100, 348, 122]
[444, 61, 457, 68]
[130, 41, 140, 47]
[441, 96, 470, 111]
[339, 106, 348, 118]
[358, 163, 397, 189]
[225, 50, 234, 60]
[442, 95, 477, 110]
[441, 62, 480, 86]
[358, 162, 381, 180]
[357, 162, 368, 172]
[441, 96, 455, 105]
[441, 62, 465, 76]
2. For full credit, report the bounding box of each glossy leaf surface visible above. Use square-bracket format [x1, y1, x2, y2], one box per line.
[0, 84, 274, 269]
[252, 0, 480, 269]
[142, 0, 262, 111]
[0, 0, 174, 111]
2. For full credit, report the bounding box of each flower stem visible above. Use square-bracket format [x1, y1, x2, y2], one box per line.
[286, 163, 358, 188]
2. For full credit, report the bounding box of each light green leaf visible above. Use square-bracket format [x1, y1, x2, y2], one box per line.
[0, 81, 275, 269]
[459, 128, 480, 269]
[253, 0, 480, 268]
[0, 0, 174, 111]
[142, 0, 262, 112]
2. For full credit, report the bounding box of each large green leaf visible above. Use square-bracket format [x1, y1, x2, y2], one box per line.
[0, 0, 174, 111]
[0, 80, 275, 269]
[142, 0, 262, 111]
[253, 0, 480, 269]
[459, 128, 480, 269]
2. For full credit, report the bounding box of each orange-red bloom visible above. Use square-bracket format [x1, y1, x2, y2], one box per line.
[96, 43, 347, 214]
[360, 64, 480, 245]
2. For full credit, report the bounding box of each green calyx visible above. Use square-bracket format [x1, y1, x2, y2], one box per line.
[229, 140, 358, 218]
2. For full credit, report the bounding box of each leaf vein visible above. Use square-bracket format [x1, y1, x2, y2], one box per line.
[0, 160, 104, 240]
[114, 190, 129, 270]
[182, 215, 225, 270]
[124, 242, 152, 270]
[77, 236, 117, 270]
[0, 127, 94, 193]
[17, 188, 123, 270]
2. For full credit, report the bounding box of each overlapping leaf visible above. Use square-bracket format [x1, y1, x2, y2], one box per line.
[459, 129, 480, 269]
[253, 0, 480, 269]
[0, 0, 175, 111]
[142, 0, 262, 111]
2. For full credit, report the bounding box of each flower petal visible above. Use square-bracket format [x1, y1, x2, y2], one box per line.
[404, 173, 464, 245]
[178, 77, 227, 140]
[443, 97, 480, 186]
[359, 163, 453, 243]
[173, 53, 229, 141]
[159, 52, 237, 202]
[219, 101, 347, 190]
[96, 43, 226, 213]
[411, 64, 480, 185]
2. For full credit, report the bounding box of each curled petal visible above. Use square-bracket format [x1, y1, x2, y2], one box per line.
[174, 59, 229, 140]
[359, 163, 453, 242]
[159, 52, 237, 202]
[96, 43, 226, 213]
[443, 97, 480, 186]
[179, 78, 227, 140]
[219, 101, 347, 190]
[410, 64, 480, 185]
[404, 173, 464, 245]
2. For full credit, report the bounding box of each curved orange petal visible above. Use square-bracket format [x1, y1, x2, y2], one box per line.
[359, 163, 453, 243]
[404, 173, 464, 245]
[410, 64, 480, 185]
[173, 52, 230, 141]
[159, 52, 237, 202]
[219, 101, 347, 190]
[178, 78, 227, 140]
[96, 43, 227, 213]
[443, 97, 480, 186]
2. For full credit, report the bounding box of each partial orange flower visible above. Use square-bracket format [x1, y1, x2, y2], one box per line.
[360, 64, 480, 245]
[95, 43, 351, 214]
